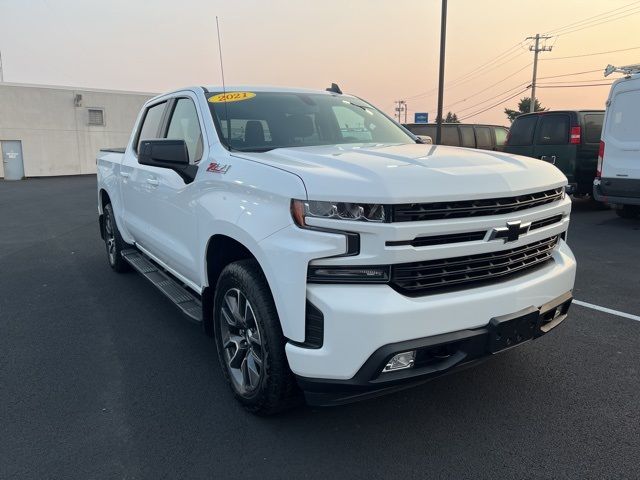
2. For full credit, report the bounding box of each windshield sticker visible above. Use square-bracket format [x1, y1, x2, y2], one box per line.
[208, 92, 256, 103]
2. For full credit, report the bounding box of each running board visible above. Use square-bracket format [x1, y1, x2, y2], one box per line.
[122, 249, 202, 323]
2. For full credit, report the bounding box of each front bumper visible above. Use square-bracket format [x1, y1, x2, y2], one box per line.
[298, 291, 573, 406]
[286, 239, 576, 383]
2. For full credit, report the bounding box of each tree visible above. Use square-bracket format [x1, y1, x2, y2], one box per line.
[504, 97, 546, 123]
[436, 111, 460, 123]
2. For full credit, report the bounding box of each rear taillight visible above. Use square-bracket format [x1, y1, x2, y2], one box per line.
[596, 140, 605, 178]
[570, 126, 581, 144]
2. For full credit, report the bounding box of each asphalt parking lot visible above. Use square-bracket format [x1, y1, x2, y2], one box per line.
[1, 175, 639, 480]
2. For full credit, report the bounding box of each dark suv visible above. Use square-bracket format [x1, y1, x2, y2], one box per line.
[403, 123, 509, 151]
[503, 110, 605, 195]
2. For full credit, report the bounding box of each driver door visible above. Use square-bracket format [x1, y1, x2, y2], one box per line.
[142, 95, 205, 284]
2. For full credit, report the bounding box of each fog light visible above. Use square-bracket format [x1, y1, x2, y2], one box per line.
[383, 350, 416, 372]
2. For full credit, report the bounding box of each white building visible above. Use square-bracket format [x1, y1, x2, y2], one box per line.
[0, 83, 155, 179]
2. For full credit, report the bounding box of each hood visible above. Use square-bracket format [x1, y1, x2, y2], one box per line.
[232, 143, 567, 203]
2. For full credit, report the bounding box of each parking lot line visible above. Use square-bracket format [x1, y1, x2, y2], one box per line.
[574, 300, 640, 322]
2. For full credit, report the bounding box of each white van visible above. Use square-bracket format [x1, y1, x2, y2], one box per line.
[594, 64, 640, 218]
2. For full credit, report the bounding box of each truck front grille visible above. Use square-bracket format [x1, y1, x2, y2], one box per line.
[390, 235, 559, 296]
[392, 188, 563, 222]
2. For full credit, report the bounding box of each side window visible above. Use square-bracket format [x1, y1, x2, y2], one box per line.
[583, 114, 604, 144]
[136, 102, 166, 153]
[459, 126, 475, 148]
[536, 115, 570, 145]
[166, 98, 204, 162]
[508, 115, 537, 146]
[332, 106, 373, 141]
[607, 91, 640, 142]
[494, 127, 508, 146]
[475, 127, 492, 149]
[441, 125, 460, 146]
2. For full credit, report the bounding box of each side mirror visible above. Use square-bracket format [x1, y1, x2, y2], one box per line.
[416, 135, 433, 144]
[138, 139, 197, 183]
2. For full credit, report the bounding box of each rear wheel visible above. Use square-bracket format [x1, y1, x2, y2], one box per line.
[615, 205, 640, 219]
[103, 203, 131, 272]
[213, 259, 299, 415]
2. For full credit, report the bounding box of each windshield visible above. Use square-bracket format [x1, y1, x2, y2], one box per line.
[206, 91, 415, 152]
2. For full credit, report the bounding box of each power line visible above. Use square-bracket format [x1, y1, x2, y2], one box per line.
[553, 7, 640, 37]
[456, 81, 530, 114]
[459, 87, 530, 121]
[537, 68, 602, 79]
[536, 83, 613, 88]
[443, 63, 531, 110]
[405, 40, 525, 101]
[537, 78, 608, 84]
[544, 1, 640, 35]
[541, 45, 640, 61]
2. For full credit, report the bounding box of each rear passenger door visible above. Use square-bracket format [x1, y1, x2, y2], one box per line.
[504, 115, 537, 158]
[120, 100, 168, 248]
[441, 125, 460, 146]
[459, 125, 476, 149]
[474, 126, 493, 151]
[533, 114, 574, 183]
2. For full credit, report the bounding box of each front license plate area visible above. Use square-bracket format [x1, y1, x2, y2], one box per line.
[487, 307, 539, 354]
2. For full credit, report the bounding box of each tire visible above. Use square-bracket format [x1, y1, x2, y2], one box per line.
[615, 205, 640, 219]
[103, 203, 132, 273]
[213, 259, 299, 415]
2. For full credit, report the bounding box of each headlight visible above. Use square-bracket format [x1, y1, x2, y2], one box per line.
[291, 199, 387, 226]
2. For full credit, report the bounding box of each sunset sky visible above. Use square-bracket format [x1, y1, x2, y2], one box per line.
[1, 0, 639, 125]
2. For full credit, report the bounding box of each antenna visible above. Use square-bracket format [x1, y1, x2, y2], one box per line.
[215, 16, 231, 142]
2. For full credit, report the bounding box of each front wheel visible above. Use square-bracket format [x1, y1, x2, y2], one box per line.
[213, 259, 299, 415]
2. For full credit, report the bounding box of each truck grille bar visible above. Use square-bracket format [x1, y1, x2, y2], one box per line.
[390, 236, 559, 296]
[392, 188, 563, 222]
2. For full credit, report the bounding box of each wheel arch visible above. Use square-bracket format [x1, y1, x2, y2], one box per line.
[202, 234, 270, 337]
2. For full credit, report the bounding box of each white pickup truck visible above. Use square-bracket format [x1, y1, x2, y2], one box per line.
[97, 85, 576, 414]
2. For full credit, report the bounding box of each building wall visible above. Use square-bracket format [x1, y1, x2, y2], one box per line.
[0, 83, 154, 178]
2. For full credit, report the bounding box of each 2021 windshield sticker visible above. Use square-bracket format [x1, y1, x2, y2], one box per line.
[208, 92, 256, 103]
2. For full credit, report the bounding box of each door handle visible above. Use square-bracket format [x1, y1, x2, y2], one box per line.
[146, 178, 159, 186]
[120, 171, 130, 178]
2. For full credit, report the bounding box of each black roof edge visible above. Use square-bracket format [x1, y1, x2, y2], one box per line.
[201, 86, 209, 93]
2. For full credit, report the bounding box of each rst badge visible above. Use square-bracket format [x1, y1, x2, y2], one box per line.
[206, 162, 231, 174]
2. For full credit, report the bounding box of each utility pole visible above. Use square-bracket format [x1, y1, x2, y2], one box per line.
[435, 0, 447, 145]
[527, 34, 552, 113]
[0, 50, 4, 82]
[394, 100, 407, 124]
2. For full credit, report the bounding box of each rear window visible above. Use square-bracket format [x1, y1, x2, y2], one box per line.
[459, 126, 475, 148]
[494, 127, 508, 146]
[508, 115, 537, 146]
[607, 91, 640, 142]
[583, 114, 603, 143]
[441, 125, 460, 146]
[536, 115, 570, 145]
[474, 126, 492, 149]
